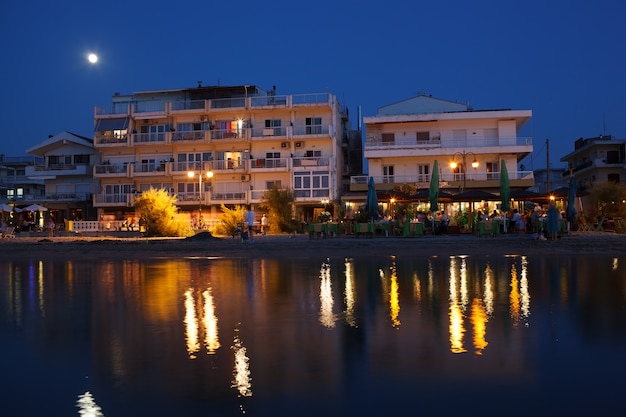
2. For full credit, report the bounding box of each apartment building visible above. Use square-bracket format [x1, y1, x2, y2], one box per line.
[559, 135, 626, 189]
[25, 131, 98, 221]
[93, 85, 352, 223]
[0, 154, 45, 206]
[354, 94, 534, 195]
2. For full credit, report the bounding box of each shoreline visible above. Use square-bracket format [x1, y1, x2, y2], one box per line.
[0, 231, 624, 261]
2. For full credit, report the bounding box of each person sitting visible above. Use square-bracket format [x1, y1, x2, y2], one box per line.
[510, 209, 525, 232]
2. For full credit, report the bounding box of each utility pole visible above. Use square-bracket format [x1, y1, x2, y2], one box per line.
[546, 138, 550, 193]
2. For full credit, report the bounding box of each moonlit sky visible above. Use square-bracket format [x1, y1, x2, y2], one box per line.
[1, 0, 624, 169]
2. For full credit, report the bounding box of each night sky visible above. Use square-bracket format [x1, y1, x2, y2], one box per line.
[1, 0, 624, 169]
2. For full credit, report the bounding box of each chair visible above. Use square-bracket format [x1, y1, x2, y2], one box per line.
[308, 223, 326, 239]
[2, 226, 15, 239]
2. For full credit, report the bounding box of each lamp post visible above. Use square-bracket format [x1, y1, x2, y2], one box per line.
[450, 151, 479, 191]
[187, 167, 214, 228]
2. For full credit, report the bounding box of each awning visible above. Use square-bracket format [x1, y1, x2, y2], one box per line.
[95, 118, 129, 132]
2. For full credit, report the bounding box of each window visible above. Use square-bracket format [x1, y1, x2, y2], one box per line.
[383, 165, 394, 183]
[103, 184, 133, 203]
[49, 155, 72, 166]
[416, 131, 429, 142]
[74, 154, 90, 164]
[305, 117, 322, 134]
[305, 150, 321, 158]
[607, 150, 620, 164]
[294, 170, 329, 198]
[382, 133, 394, 143]
[265, 119, 282, 135]
[486, 162, 499, 180]
[608, 173, 620, 183]
[266, 180, 282, 189]
[417, 164, 430, 182]
[265, 152, 281, 168]
[139, 124, 166, 142]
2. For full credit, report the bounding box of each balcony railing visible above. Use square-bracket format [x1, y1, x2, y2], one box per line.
[133, 132, 166, 143]
[364, 136, 532, 150]
[351, 170, 535, 186]
[95, 133, 129, 145]
[95, 93, 334, 118]
[292, 125, 329, 136]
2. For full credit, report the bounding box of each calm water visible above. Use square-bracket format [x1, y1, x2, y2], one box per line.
[1, 253, 625, 416]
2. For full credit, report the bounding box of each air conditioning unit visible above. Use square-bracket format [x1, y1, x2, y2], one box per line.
[280, 142, 289, 148]
[200, 115, 208, 122]
[240, 174, 251, 182]
[295, 141, 304, 148]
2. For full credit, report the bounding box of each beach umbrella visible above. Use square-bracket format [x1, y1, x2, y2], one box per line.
[366, 177, 379, 221]
[23, 204, 48, 212]
[499, 160, 510, 232]
[566, 176, 577, 234]
[0, 203, 13, 212]
[428, 160, 439, 214]
[428, 160, 440, 234]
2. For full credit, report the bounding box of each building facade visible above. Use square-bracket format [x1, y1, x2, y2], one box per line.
[93, 85, 353, 224]
[354, 94, 534, 195]
[25, 131, 98, 222]
[559, 135, 626, 189]
[0, 154, 45, 206]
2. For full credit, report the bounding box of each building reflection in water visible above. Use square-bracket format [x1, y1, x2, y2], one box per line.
[319, 260, 335, 328]
[343, 258, 357, 327]
[231, 332, 252, 398]
[1, 253, 625, 415]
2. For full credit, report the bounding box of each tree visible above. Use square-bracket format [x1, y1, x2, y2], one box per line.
[214, 204, 246, 236]
[589, 181, 626, 219]
[134, 187, 193, 237]
[259, 186, 296, 233]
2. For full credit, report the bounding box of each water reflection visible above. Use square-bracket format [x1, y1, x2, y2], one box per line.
[76, 391, 105, 416]
[1, 254, 625, 416]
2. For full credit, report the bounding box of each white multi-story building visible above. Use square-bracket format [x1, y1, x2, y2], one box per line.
[25, 131, 97, 222]
[354, 94, 534, 195]
[93, 85, 352, 223]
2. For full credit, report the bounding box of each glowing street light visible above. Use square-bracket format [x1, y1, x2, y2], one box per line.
[450, 151, 479, 191]
[187, 168, 214, 222]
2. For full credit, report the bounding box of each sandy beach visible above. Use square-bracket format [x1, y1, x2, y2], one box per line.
[0, 231, 624, 261]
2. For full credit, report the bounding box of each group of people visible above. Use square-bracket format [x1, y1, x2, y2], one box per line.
[497, 203, 563, 239]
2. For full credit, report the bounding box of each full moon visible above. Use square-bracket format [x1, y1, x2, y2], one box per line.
[88, 53, 98, 64]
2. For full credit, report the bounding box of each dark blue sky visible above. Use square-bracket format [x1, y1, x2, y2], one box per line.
[1, 0, 624, 169]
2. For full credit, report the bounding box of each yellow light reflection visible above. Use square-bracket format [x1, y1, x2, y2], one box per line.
[231, 335, 253, 397]
[483, 264, 494, 317]
[413, 272, 421, 303]
[344, 259, 357, 327]
[471, 298, 488, 355]
[76, 391, 105, 416]
[319, 262, 335, 328]
[38, 260, 45, 317]
[520, 257, 531, 321]
[509, 265, 520, 327]
[203, 289, 220, 354]
[460, 257, 469, 310]
[184, 289, 200, 359]
[389, 263, 400, 328]
[448, 257, 466, 353]
[613, 258, 619, 271]
[449, 303, 466, 353]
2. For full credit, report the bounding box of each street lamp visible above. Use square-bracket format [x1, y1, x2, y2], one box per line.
[450, 151, 479, 191]
[187, 168, 214, 226]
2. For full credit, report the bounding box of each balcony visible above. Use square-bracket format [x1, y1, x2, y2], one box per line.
[364, 136, 532, 151]
[250, 158, 289, 171]
[171, 130, 209, 143]
[25, 164, 91, 178]
[293, 125, 330, 137]
[94, 163, 130, 177]
[95, 133, 129, 146]
[93, 193, 134, 207]
[250, 126, 288, 140]
[349, 170, 535, 192]
[292, 157, 330, 168]
[45, 193, 91, 202]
